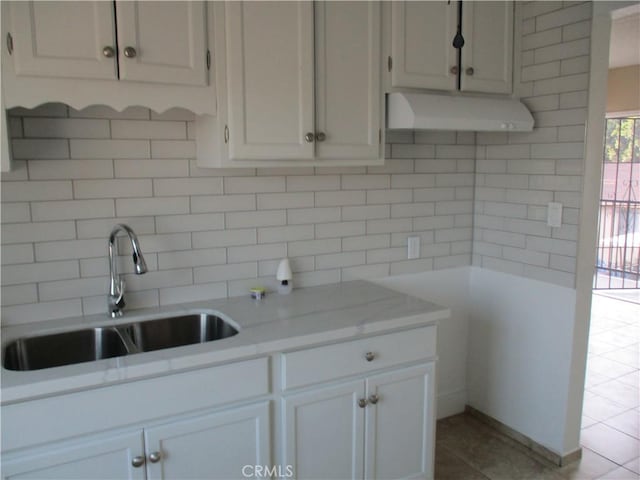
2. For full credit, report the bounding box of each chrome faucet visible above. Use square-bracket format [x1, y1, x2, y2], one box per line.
[108, 224, 148, 318]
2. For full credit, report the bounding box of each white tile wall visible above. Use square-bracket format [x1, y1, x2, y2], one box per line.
[472, 1, 591, 288]
[1, 108, 473, 324]
[0, 1, 591, 324]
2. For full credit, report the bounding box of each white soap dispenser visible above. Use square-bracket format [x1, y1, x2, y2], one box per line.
[276, 258, 293, 295]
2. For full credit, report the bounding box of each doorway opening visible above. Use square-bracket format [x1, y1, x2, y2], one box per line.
[581, 8, 639, 472]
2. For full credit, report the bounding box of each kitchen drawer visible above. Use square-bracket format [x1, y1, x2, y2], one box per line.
[281, 325, 436, 390]
[2, 356, 270, 452]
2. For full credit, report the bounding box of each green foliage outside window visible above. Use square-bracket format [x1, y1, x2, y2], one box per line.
[604, 117, 640, 163]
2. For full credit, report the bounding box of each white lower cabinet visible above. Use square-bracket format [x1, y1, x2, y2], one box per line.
[145, 402, 271, 480]
[2, 431, 144, 480]
[2, 325, 439, 480]
[282, 363, 436, 480]
[364, 365, 436, 480]
[283, 380, 365, 479]
[3, 402, 270, 480]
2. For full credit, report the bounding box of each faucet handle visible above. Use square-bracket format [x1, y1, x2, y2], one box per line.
[110, 296, 125, 317]
[115, 296, 126, 309]
[113, 279, 126, 308]
[116, 280, 126, 305]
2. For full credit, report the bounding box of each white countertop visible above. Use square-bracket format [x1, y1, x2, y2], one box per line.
[1, 280, 449, 405]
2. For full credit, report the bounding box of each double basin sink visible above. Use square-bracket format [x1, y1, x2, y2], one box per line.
[3, 312, 239, 371]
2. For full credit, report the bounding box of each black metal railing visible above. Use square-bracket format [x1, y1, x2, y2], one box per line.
[594, 117, 640, 289]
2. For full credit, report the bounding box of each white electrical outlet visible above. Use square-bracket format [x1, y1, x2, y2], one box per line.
[547, 202, 563, 228]
[407, 236, 420, 259]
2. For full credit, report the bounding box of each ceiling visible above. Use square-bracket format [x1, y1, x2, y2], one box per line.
[609, 10, 640, 68]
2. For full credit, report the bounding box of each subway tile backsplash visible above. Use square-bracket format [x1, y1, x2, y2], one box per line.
[1, 107, 473, 324]
[0, 2, 591, 326]
[472, 2, 590, 287]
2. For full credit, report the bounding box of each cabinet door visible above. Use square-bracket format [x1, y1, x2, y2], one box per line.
[2, 431, 144, 480]
[8, 1, 117, 79]
[282, 381, 365, 480]
[390, 1, 457, 91]
[460, 1, 514, 94]
[144, 402, 270, 480]
[116, 1, 207, 86]
[314, 2, 381, 160]
[224, 1, 315, 161]
[364, 363, 436, 480]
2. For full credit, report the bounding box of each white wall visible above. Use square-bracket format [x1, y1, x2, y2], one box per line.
[468, 267, 577, 456]
[377, 266, 578, 457]
[374, 267, 471, 419]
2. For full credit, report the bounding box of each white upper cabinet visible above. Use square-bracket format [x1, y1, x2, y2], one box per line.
[460, 1, 514, 94]
[2, 1, 214, 115]
[225, 1, 315, 161]
[315, 2, 381, 161]
[116, 1, 207, 86]
[390, 1, 456, 91]
[200, 0, 383, 167]
[8, 1, 207, 86]
[389, 0, 514, 95]
[9, 1, 117, 80]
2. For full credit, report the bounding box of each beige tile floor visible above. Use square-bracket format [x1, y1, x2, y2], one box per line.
[435, 293, 639, 480]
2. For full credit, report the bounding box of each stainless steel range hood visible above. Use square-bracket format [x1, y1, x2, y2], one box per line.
[387, 92, 534, 132]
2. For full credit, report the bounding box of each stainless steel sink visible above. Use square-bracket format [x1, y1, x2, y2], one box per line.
[125, 313, 238, 352]
[3, 327, 129, 371]
[3, 312, 239, 371]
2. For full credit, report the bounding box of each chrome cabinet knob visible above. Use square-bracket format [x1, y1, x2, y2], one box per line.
[148, 451, 162, 463]
[358, 398, 368, 408]
[365, 351, 375, 362]
[304, 132, 315, 143]
[131, 456, 145, 468]
[368, 394, 379, 405]
[466, 67, 474, 75]
[450, 65, 458, 75]
[102, 46, 115, 58]
[124, 46, 137, 58]
[315, 132, 326, 142]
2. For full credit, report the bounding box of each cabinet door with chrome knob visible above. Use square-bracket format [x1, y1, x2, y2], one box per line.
[131, 455, 145, 468]
[365, 351, 376, 362]
[465, 67, 474, 76]
[449, 65, 459, 75]
[368, 394, 379, 405]
[357, 398, 368, 408]
[315, 132, 326, 142]
[304, 132, 315, 143]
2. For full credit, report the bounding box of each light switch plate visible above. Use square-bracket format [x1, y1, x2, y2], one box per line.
[407, 236, 420, 259]
[547, 202, 563, 228]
